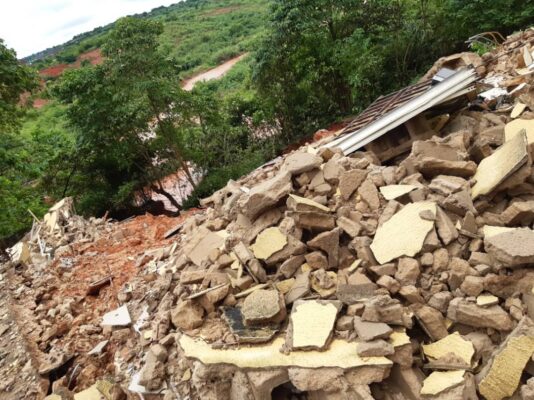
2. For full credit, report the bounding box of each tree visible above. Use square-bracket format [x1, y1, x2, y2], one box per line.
[0, 39, 38, 132]
[53, 17, 197, 215]
[0, 39, 40, 242]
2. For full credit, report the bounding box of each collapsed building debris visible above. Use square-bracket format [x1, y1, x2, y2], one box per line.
[3, 28, 534, 400]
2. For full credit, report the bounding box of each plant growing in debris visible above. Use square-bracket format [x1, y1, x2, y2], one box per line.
[53, 17, 198, 215]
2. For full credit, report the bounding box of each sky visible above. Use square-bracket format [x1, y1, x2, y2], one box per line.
[0, 0, 180, 58]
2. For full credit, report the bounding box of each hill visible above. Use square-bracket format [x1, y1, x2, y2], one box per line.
[25, 0, 269, 80]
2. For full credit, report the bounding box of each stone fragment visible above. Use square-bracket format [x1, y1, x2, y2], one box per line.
[287, 300, 340, 350]
[242, 289, 285, 326]
[287, 194, 330, 212]
[358, 179, 380, 210]
[429, 175, 468, 196]
[336, 216, 362, 238]
[353, 316, 393, 341]
[339, 169, 367, 200]
[478, 318, 534, 400]
[282, 152, 323, 175]
[379, 184, 417, 200]
[421, 370, 465, 396]
[501, 201, 534, 226]
[250, 227, 287, 260]
[370, 202, 436, 264]
[238, 172, 292, 219]
[187, 229, 227, 267]
[414, 305, 448, 341]
[435, 207, 458, 245]
[279, 255, 305, 278]
[395, 257, 420, 286]
[307, 228, 341, 269]
[285, 271, 311, 305]
[138, 351, 165, 391]
[290, 211, 336, 231]
[179, 335, 392, 369]
[460, 276, 484, 297]
[171, 300, 205, 331]
[484, 228, 534, 267]
[310, 269, 337, 298]
[376, 275, 400, 294]
[357, 339, 394, 357]
[422, 332, 474, 367]
[417, 158, 477, 178]
[305, 251, 328, 270]
[336, 272, 377, 304]
[447, 300, 513, 331]
[471, 130, 528, 199]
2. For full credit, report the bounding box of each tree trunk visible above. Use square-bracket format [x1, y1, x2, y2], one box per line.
[152, 183, 182, 211]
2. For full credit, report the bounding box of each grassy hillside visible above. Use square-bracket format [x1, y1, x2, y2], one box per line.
[27, 0, 269, 79]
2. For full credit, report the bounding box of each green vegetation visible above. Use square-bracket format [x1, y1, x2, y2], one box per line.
[2, 0, 534, 243]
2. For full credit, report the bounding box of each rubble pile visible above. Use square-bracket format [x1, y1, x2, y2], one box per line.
[4, 29, 534, 400]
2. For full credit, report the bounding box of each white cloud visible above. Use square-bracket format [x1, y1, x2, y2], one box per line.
[0, 0, 180, 58]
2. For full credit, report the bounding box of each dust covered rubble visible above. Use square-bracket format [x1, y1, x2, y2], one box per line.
[5, 29, 534, 400]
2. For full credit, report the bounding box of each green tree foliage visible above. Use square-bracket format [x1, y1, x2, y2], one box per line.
[0, 39, 40, 241]
[53, 17, 198, 216]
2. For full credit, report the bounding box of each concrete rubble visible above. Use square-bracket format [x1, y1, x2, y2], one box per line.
[3, 29, 534, 400]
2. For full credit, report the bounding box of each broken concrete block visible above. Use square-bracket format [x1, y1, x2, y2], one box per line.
[460, 276, 484, 297]
[187, 229, 227, 267]
[246, 369, 289, 399]
[357, 339, 394, 357]
[222, 307, 278, 344]
[476, 294, 499, 307]
[287, 300, 340, 350]
[242, 289, 285, 326]
[370, 202, 436, 264]
[339, 169, 368, 200]
[238, 171, 292, 219]
[379, 185, 418, 200]
[307, 228, 341, 269]
[501, 200, 534, 226]
[447, 300, 513, 331]
[478, 318, 534, 400]
[504, 118, 534, 144]
[471, 130, 528, 199]
[422, 332, 474, 367]
[179, 335, 392, 369]
[414, 305, 448, 341]
[485, 227, 534, 267]
[420, 370, 465, 396]
[171, 300, 205, 331]
[417, 158, 477, 178]
[101, 305, 131, 327]
[285, 270, 311, 305]
[353, 316, 392, 341]
[290, 211, 336, 231]
[265, 235, 306, 265]
[250, 227, 287, 260]
[287, 194, 331, 212]
[282, 152, 323, 175]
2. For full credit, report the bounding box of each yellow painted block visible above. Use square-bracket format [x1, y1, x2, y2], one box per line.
[421, 370, 465, 395]
[250, 227, 288, 260]
[422, 332, 474, 365]
[479, 335, 534, 400]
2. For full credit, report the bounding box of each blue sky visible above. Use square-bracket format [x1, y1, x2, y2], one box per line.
[0, 0, 179, 58]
